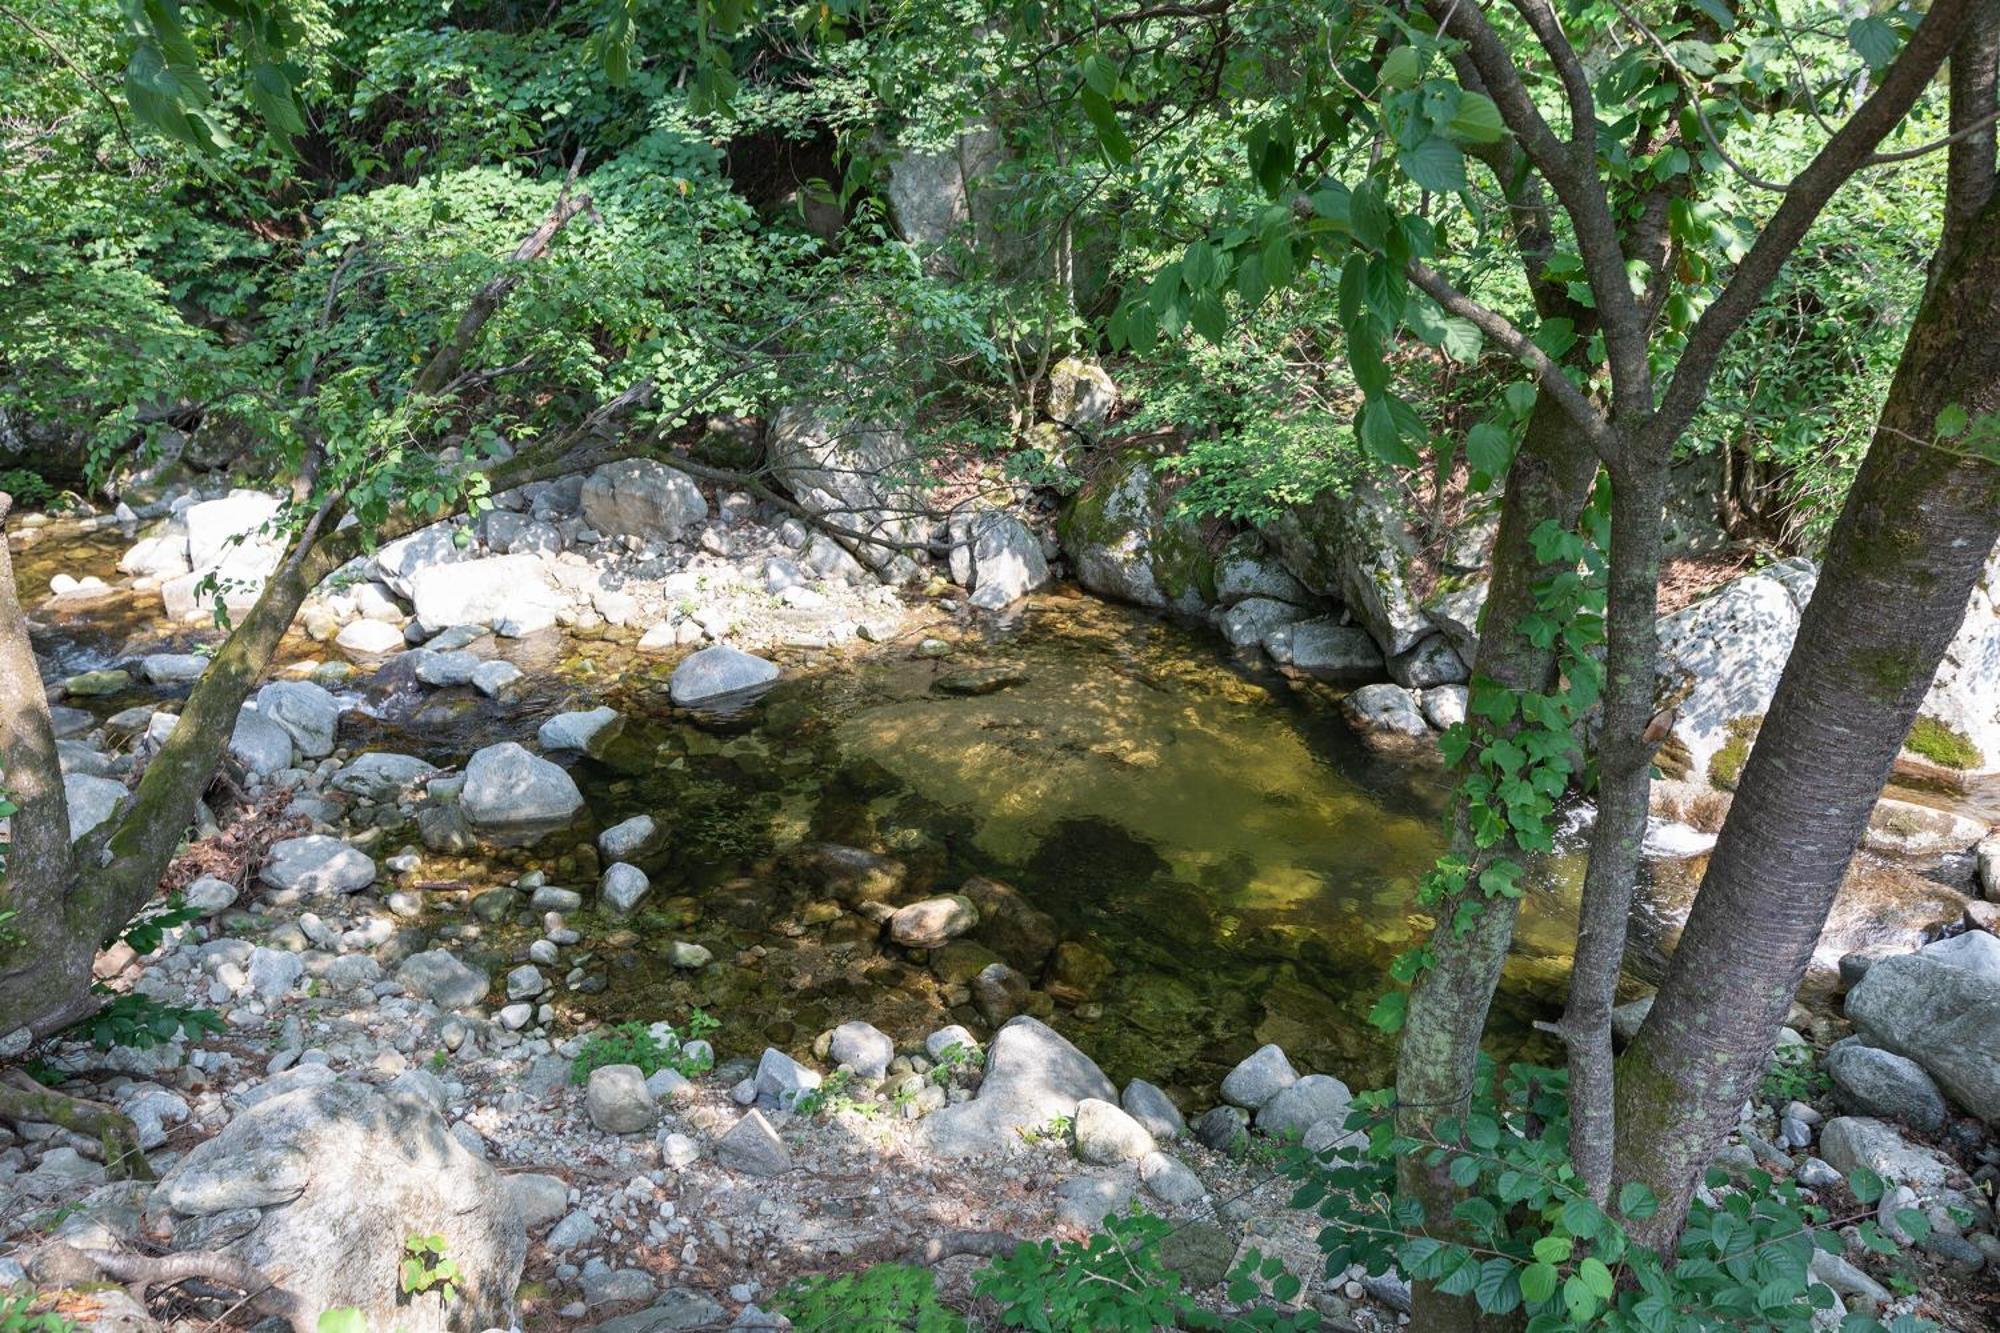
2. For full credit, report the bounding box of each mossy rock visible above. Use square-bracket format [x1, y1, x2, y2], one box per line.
[1707, 714, 1763, 791]
[1904, 716, 1984, 770]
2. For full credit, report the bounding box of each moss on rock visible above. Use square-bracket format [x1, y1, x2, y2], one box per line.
[1905, 716, 1984, 770]
[1707, 714, 1763, 791]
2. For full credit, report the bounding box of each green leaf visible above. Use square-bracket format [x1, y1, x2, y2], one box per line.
[1379, 46, 1421, 90]
[1465, 422, 1513, 478]
[1401, 136, 1467, 194]
[1367, 989, 1408, 1033]
[317, 1311, 367, 1333]
[1079, 88, 1134, 165]
[1532, 1236, 1572, 1265]
[1579, 1257, 1614, 1300]
[1447, 92, 1507, 144]
[1561, 1274, 1599, 1323]
[1848, 16, 1900, 69]
[1848, 1166, 1884, 1205]
[1618, 1180, 1658, 1221]
[1562, 1198, 1605, 1241]
[1474, 1259, 1521, 1315]
[1936, 403, 1970, 439]
[1519, 1261, 1558, 1304]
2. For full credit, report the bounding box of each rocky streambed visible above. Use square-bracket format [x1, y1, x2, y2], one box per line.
[6, 465, 2000, 1331]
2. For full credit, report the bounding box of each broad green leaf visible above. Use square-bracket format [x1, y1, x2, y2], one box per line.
[1447, 91, 1507, 144]
[1401, 135, 1467, 194]
[1079, 88, 1133, 165]
[1465, 422, 1512, 478]
[1519, 1261, 1558, 1304]
[1379, 45, 1421, 90]
[1848, 16, 1899, 69]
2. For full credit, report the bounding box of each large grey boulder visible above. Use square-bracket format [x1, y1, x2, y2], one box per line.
[767, 407, 925, 577]
[1263, 619, 1385, 680]
[1909, 542, 2000, 775]
[580, 460, 708, 543]
[183, 489, 284, 579]
[152, 1078, 524, 1332]
[585, 1064, 658, 1134]
[1654, 560, 1817, 787]
[141, 653, 209, 685]
[1047, 357, 1120, 429]
[410, 554, 561, 637]
[1847, 945, 2000, 1122]
[1221, 1044, 1298, 1110]
[63, 773, 128, 842]
[1255, 1073, 1354, 1140]
[255, 681, 340, 759]
[885, 124, 1007, 263]
[669, 646, 780, 708]
[1263, 484, 1430, 656]
[1341, 683, 1433, 748]
[1056, 451, 1213, 614]
[923, 1016, 1117, 1156]
[829, 1021, 895, 1080]
[1818, 1116, 1954, 1189]
[329, 752, 436, 801]
[395, 950, 490, 1010]
[229, 708, 295, 776]
[1072, 1097, 1154, 1164]
[1121, 1080, 1186, 1141]
[260, 836, 376, 897]
[1825, 1040, 1948, 1132]
[1219, 597, 1308, 649]
[459, 742, 585, 845]
[949, 508, 1051, 610]
[371, 523, 471, 598]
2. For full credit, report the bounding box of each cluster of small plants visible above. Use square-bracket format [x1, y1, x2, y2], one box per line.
[776, 1262, 966, 1331]
[1760, 1043, 1832, 1107]
[115, 894, 203, 956]
[0, 1294, 76, 1333]
[0, 468, 58, 510]
[792, 1068, 870, 1119]
[398, 1233, 461, 1306]
[568, 1010, 718, 1085]
[79, 987, 224, 1052]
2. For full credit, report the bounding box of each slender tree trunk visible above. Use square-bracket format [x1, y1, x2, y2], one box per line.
[1400, 394, 1599, 1331]
[1559, 455, 1667, 1199]
[0, 494, 93, 1039]
[1614, 194, 2000, 1246]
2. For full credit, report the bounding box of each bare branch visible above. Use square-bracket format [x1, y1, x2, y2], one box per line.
[1406, 260, 1613, 448]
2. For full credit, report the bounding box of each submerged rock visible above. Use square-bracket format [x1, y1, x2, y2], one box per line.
[1341, 683, 1432, 749]
[669, 645, 780, 707]
[888, 895, 979, 948]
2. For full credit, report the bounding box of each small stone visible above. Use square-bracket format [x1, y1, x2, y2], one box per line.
[506, 964, 547, 1000]
[715, 1110, 792, 1176]
[547, 1210, 599, 1250]
[1073, 1097, 1154, 1164]
[1139, 1150, 1205, 1205]
[659, 1131, 700, 1168]
[1121, 1079, 1187, 1141]
[1221, 1044, 1298, 1110]
[602, 862, 651, 915]
[887, 895, 979, 948]
[1193, 1105, 1249, 1155]
[829, 1021, 894, 1080]
[665, 941, 712, 969]
[599, 815, 660, 861]
[586, 1064, 659, 1134]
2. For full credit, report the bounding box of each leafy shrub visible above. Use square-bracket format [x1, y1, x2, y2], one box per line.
[1284, 1059, 1928, 1331]
[0, 469, 56, 509]
[568, 1013, 715, 1084]
[80, 988, 224, 1051]
[974, 1208, 1315, 1331]
[400, 1233, 461, 1305]
[776, 1263, 965, 1331]
[1903, 717, 1983, 770]
[1760, 1042, 1832, 1107]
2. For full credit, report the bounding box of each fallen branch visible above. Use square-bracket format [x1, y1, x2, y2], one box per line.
[0, 1071, 153, 1181]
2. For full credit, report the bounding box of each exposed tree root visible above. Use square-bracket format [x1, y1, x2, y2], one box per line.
[79, 1248, 309, 1333]
[0, 1070, 153, 1181]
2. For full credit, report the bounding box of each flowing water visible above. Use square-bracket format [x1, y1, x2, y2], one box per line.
[17, 520, 1587, 1100]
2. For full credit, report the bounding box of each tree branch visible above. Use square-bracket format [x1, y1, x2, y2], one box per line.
[1423, 0, 1651, 417]
[0, 1072, 152, 1181]
[79, 1248, 306, 1333]
[410, 150, 592, 398]
[1406, 260, 1613, 448]
[1647, 0, 1974, 451]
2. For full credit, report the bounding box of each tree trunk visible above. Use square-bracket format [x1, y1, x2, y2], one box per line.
[0, 495, 93, 1039]
[1399, 393, 1599, 1331]
[1614, 194, 2000, 1245]
[1559, 455, 1667, 1199]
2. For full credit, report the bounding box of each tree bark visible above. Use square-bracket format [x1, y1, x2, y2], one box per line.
[1614, 194, 2000, 1246]
[1558, 454, 1667, 1200]
[1399, 393, 1599, 1331]
[0, 494, 95, 1038]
